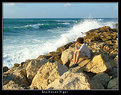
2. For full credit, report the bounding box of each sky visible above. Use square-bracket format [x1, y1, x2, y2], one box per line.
[3, 2, 118, 18]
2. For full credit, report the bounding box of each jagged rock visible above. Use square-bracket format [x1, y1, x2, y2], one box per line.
[107, 78, 118, 89]
[3, 68, 29, 86]
[46, 71, 92, 90]
[47, 51, 62, 64]
[56, 42, 74, 53]
[13, 63, 20, 68]
[26, 58, 48, 82]
[3, 80, 24, 90]
[3, 60, 33, 86]
[84, 26, 118, 56]
[30, 62, 68, 89]
[37, 55, 52, 60]
[3, 66, 9, 73]
[99, 26, 111, 32]
[91, 73, 111, 88]
[61, 47, 75, 67]
[84, 54, 112, 73]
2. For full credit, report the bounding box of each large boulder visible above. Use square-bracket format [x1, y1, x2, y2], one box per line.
[107, 78, 118, 89]
[3, 68, 29, 87]
[46, 71, 92, 90]
[26, 58, 48, 82]
[30, 62, 68, 89]
[84, 54, 112, 73]
[91, 73, 111, 88]
[61, 47, 75, 67]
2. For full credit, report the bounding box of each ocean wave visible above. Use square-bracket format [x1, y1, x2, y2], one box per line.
[14, 23, 44, 29]
[13, 23, 71, 30]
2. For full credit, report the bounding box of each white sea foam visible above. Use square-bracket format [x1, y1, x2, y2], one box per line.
[14, 23, 44, 29]
[3, 18, 117, 68]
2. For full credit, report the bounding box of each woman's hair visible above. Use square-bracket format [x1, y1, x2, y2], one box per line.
[76, 37, 84, 44]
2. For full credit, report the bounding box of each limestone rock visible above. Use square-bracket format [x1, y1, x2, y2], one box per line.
[61, 47, 75, 67]
[99, 26, 111, 32]
[3, 68, 29, 87]
[37, 55, 52, 60]
[47, 51, 62, 64]
[46, 71, 91, 90]
[107, 78, 118, 89]
[91, 73, 111, 88]
[56, 42, 74, 53]
[30, 62, 68, 89]
[84, 54, 112, 73]
[26, 58, 48, 82]
[3, 80, 24, 90]
[84, 26, 118, 56]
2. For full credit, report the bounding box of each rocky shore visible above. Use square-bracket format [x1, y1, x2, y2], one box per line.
[3, 26, 118, 90]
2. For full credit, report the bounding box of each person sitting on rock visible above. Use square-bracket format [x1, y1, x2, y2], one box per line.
[70, 37, 91, 68]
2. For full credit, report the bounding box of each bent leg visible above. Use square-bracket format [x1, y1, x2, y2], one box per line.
[73, 51, 76, 64]
[75, 51, 80, 63]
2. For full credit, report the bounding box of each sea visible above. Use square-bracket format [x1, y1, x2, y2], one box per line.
[3, 18, 118, 68]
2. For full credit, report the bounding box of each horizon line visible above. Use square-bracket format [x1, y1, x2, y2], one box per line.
[3, 17, 118, 19]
